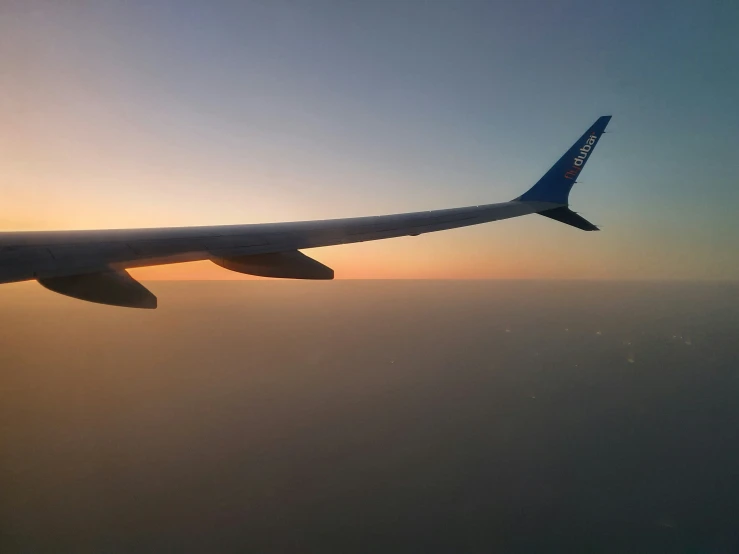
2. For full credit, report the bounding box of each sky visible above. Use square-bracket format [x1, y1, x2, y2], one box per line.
[1, 0, 738, 280]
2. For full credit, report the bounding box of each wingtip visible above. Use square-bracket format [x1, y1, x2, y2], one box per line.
[595, 115, 612, 129]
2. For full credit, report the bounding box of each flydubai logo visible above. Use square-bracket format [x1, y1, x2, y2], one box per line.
[564, 133, 597, 180]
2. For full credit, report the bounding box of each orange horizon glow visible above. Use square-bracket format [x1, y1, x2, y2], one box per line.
[124, 236, 661, 282]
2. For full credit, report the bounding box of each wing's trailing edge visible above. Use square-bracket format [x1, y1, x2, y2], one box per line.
[0, 116, 611, 308]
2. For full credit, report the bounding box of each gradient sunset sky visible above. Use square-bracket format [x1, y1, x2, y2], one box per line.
[2, 0, 737, 280]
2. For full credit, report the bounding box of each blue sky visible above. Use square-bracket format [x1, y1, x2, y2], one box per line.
[2, 0, 738, 279]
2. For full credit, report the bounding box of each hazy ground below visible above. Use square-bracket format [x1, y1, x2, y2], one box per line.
[1, 280, 738, 553]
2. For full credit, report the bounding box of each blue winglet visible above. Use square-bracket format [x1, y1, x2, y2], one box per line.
[516, 116, 611, 205]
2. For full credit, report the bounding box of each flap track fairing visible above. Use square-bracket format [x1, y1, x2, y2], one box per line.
[211, 250, 334, 280]
[38, 269, 157, 309]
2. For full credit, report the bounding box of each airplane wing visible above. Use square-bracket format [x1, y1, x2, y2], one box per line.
[0, 116, 611, 308]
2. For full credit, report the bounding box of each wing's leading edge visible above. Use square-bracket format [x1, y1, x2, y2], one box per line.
[0, 116, 612, 308]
